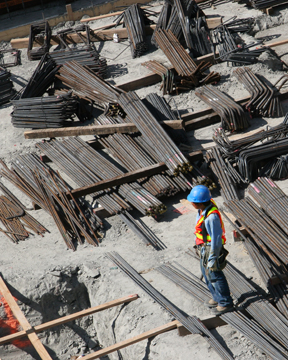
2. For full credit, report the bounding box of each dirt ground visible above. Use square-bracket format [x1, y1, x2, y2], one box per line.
[0, 1, 288, 359]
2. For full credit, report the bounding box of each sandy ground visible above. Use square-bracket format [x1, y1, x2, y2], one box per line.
[0, 1, 288, 359]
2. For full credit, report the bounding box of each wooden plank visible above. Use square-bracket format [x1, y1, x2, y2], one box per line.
[24, 120, 182, 140]
[10, 24, 156, 49]
[80, 320, 178, 360]
[269, 274, 288, 286]
[68, 163, 167, 199]
[0, 294, 139, 345]
[0, 277, 53, 360]
[117, 73, 162, 92]
[66, 4, 74, 21]
[177, 317, 226, 336]
[205, 15, 222, 29]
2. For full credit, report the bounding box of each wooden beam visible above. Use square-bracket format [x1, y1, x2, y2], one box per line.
[0, 277, 53, 360]
[0, 294, 139, 345]
[66, 4, 74, 21]
[80, 320, 178, 360]
[10, 24, 156, 49]
[269, 274, 288, 286]
[177, 316, 226, 336]
[68, 163, 167, 199]
[24, 120, 182, 140]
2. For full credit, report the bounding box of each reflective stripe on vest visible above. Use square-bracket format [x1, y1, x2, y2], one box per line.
[194, 199, 226, 246]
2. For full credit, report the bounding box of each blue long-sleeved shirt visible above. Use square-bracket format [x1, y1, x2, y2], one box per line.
[195, 205, 223, 268]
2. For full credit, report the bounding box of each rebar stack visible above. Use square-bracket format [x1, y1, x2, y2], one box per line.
[195, 85, 250, 132]
[0, 158, 101, 250]
[18, 54, 59, 99]
[225, 198, 288, 264]
[27, 21, 51, 61]
[212, 117, 288, 157]
[118, 91, 192, 175]
[36, 137, 166, 217]
[247, 178, 288, 237]
[155, 29, 220, 87]
[205, 147, 239, 201]
[211, 24, 264, 65]
[250, 0, 288, 10]
[123, 4, 148, 58]
[56, 61, 122, 109]
[106, 251, 234, 360]
[233, 67, 282, 117]
[0, 67, 15, 105]
[141, 60, 174, 95]
[11, 91, 80, 128]
[50, 46, 107, 78]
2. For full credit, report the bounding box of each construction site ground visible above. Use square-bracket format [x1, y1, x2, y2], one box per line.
[1, 0, 288, 359]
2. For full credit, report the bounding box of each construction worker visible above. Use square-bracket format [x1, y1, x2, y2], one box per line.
[187, 185, 233, 315]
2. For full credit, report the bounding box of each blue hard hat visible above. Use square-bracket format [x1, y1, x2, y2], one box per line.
[187, 185, 211, 203]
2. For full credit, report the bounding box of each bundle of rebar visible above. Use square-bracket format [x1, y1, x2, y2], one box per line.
[212, 116, 288, 157]
[36, 137, 167, 217]
[225, 198, 288, 264]
[211, 24, 264, 65]
[189, 16, 212, 57]
[106, 251, 234, 360]
[141, 60, 174, 95]
[205, 147, 239, 201]
[118, 91, 191, 175]
[56, 61, 123, 109]
[224, 16, 255, 33]
[250, 0, 288, 9]
[11, 91, 80, 128]
[155, 29, 220, 87]
[195, 85, 250, 132]
[247, 178, 288, 236]
[0, 182, 47, 243]
[50, 46, 107, 78]
[233, 67, 282, 117]
[18, 54, 59, 99]
[27, 21, 51, 61]
[123, 4, 148, 58]
[0, 158, 101, 250]
[56, 24, 91, 49]
[237, 138, 288, 182]
[0, 67, 15, 105]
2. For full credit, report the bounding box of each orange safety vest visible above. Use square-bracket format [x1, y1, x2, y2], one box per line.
[194, 199, 226, 246]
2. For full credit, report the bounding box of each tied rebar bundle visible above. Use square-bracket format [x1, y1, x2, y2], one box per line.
[141, 60, 174, 95]
[118, 91, 192, 175]
[247, 177, 288, 237]
[233, 67, 282, 118]
[211, 24, 265, 66]
[0, 181, 47, 243]
[123, 4, 148, 58]
[17, 54, 59, 99]
[189, 16, 212, 58]
[106, 251, 234, 360]
[212, 117, 288, 157]
[36, 137, 166, 217]
[0, 67, 15, 105]
[225, 198, 288, 264]
[56, 61, 123, 110]
[11, 91, 81, 129]
[155, 29, 220, 88]
[27, 21, 51, 61]
[0, 157, 101, 251]
[195, 85, 250, 132]
[205, 147, 239, 202]
[50, 46, 107, 78]
[250, 0, 288, 9]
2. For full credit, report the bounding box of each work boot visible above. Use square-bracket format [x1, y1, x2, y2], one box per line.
[211, 305, 234, 316]
[204, 299, 218, 308]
